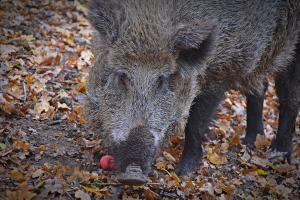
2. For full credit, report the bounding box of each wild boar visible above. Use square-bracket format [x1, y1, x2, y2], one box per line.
[86, 0, 300, 183]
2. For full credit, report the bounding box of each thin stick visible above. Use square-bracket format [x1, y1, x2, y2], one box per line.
[64, 191, 75, 200]
[47, 120, 62, 125]
[21, 80, 27, 102]
[0, 149, 13, 157]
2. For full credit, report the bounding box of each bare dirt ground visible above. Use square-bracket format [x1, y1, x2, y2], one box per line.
[0, 1, 299, 199]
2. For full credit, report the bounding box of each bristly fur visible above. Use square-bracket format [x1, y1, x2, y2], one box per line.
[86, 0, 300, 174]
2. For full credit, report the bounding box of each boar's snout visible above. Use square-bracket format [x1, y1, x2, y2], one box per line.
[120, 126, 155, 170]
[110, 125, 156, 183]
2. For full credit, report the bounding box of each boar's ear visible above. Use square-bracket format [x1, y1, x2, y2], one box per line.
[171, 23, 215, 68]
[88, 0, 125, 44]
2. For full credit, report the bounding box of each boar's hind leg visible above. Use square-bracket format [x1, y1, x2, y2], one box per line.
[272, 44, 300, 161]
[244, 81, 268, 147]
[176, 90, 224, 175]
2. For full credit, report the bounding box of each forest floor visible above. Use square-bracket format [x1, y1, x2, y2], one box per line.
[0, 1, 299, 199]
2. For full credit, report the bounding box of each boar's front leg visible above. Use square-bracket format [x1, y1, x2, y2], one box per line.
[244, 80, 268, 147]
[176, 89, 224, 175]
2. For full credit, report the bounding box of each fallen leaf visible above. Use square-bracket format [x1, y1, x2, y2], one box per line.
[250, 156, 270, 168]
[10, 169, 24, 181]
[170, 172, 181, 185]
[207, 147, 228, 165]
[32, 169, 44, 178]
[37, 145, 47, 152]
[81, 185, 103, 196]
[154, 161, 166, 170]
[75, 190, 91, 200]
[13, 140, 30, 151]
[255, 135, 271, 149]
[57, 102, 70, 111]
[34, 100, 50, 114]
[163, 151, 176, 162]
[144, 189, 157, 200]
[242, 168, 267, 176]
[0, 143, 6, 150]
[6, 182, 36, 200]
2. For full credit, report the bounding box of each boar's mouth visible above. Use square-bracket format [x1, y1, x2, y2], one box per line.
[117, 164, 148, 185]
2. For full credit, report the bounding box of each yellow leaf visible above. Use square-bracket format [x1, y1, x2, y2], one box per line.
[21, 35, 35, 42]
[81, 185, 103, 196]
[154, 162, 166, 170]
[170, 172, 181, 185]
[256, 169, 268, 176]
[37, 145, 47, 152]
[10, 169, 24, 181]
[207, 147, 228, 165]
[242, 168, 267, 176]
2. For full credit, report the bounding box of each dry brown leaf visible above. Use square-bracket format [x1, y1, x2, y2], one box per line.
[144, 189, 157, 200]
[255, 134, 271, 149]
[40, 57, 53, 66]
[76, 84, 87, 94]
[0, 100, 16, 114]
[6, 182, 36, 200]
[13, 140, 30, 151]
[207, 147, 228, 165]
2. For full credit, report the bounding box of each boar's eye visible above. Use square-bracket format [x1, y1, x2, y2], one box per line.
[156, 72, 180, 93]
[156, 75, 167, 91]
[115, 71, 130, 90]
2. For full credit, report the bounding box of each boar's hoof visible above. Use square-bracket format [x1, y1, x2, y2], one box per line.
[117, 165, 147, 185]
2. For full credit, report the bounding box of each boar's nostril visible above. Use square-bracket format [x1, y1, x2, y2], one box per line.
[117, 164, 147, 185]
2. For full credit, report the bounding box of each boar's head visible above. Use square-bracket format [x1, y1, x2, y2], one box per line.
[86, 0, 216, 181]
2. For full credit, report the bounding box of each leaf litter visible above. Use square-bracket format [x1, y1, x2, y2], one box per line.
[0, 0, 299, 199]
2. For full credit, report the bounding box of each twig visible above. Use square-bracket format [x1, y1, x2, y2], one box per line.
[47, 119, 62, 125]
[21, 80, 27, 102]
[64, 190, 75, 200]
[93, 182, 161, 187]
[147, 182, 161, 186]
[0, 149, 13, 157]
[95, 182, 122, 186]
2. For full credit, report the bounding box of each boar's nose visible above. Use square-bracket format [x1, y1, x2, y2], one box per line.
[116, 125, 154, 185]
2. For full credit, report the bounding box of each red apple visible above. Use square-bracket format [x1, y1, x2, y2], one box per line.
[99, 155, 116, 171]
